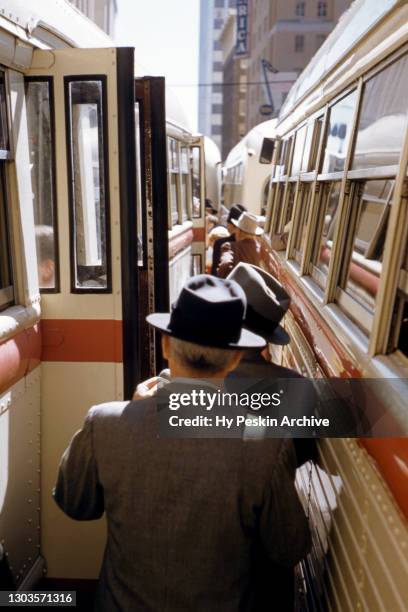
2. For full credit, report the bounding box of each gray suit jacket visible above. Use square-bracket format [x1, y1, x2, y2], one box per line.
[54, 384, 311, 612]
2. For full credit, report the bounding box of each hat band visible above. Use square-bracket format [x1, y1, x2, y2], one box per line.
[169, 307, 242, 346]
[245, 304, 282, 337]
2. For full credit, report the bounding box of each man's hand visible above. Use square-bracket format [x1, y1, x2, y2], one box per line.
[133, 376, 160, 400]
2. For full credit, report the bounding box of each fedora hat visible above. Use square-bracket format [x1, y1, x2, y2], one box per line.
[147, 274, 265, 350]
[227, 263, 291, 345]
[227, 204, 246, 224]
[231, 211, 264, 236]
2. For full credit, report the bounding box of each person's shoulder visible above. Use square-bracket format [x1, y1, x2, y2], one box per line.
[88, 401, 129, 421]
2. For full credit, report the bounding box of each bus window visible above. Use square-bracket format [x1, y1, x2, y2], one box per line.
[67, 79, 109, 291]
[0, 166, 13, 311]
[259, 138, 274, 164]
[0, 71, 9, 151]
[180, 146, 190, 222]
[337, 179, 394, 324]
[191, 146, 201, 218]
[304, 116, 324, 172]
[301, 124, 314, 172]
[281, 183, 296, 232]
[168, 137, 180, 225]
[393, 243, 408, 356]
[291, 125, 307, 176]
[309, 182, 342, 289]
[352, 54, 408, 171]
[321, 90, 357, 174]
[292, 183, 313, 263]
[26, 79, 58, 291]
[261, 180, 270, 216]
[0, 71, 12, 310]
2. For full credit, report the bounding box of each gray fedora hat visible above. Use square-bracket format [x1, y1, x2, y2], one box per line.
[147, 274, 265, 350]
[231, 211, 264, 236]
[227, 263, 291, 345]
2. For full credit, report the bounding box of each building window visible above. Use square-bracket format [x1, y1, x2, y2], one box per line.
[214, 17, 224, 29]
[212, 125, 222, 135]
[212, 103, 223, 114]
[213, 61, 223, 72]
[212, 84, 223, 93]
[295, 35, 304, 53]
[214, 0, 225, 6]
[317, 1, 327, 17]
[295, 2, 305, 17]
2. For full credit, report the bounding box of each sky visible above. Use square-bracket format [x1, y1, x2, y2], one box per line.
[114, 0, 200, 131]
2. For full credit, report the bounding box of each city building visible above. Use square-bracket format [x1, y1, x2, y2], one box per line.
[68, 0, 117, 36]
[198, 0, 236, 151]
[246, 0, 352, 130]
[219, 10, 248, 159]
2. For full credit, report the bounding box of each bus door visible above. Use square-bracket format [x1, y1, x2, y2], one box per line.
[27, 47, 167, 581]
[134, 77, 169, 380]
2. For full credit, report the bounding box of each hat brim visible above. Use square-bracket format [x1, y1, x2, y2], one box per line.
[265, 324, 291, 346]
[147, 313, 266, 350]
[231, 218, 264, 235]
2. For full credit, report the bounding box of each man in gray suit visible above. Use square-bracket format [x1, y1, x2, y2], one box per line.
[54, 275, 311, 612]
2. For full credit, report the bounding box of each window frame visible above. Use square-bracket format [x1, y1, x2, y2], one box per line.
[64, 74, 112, 294]
[25, 76, 60, 293]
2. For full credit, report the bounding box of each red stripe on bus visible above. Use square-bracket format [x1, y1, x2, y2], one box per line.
[359, 439, 408, 520]
[41, 319, 123, 363]
[0, 324, 41, 395]
[169, 228, 194, 259]
[192, 226, 205, 242]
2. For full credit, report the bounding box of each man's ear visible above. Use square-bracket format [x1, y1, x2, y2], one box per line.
[161, 334, 170, 360]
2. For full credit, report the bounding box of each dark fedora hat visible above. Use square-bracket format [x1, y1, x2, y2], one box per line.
[147, 274, 265, 349]
[227, 204, 246, 225]
[227, 263, 291, 345]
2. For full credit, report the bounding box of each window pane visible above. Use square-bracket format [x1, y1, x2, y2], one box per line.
[191, 147, 201, 219]
[291, 125, 307, 175]
[0, 165, 13, 309]
[259, 138, 274, 164]
[180, 147, 190, 222]
[134, 102, 144, 266]
[168, 138, 180, 225]
[321, 90, 357, 173]
[275, 137, 292, 178]
[352, 55, 408, 170]
[68, 80, 108, 290]
[26, 80, 58, 290]
[339, 180, 393, 314]
[310, 181, 342, 288]
[293, 184, 312, 261]
[0, 71, 9, 151]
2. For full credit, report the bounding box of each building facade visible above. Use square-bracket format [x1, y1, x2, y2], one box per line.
[246, 0, 351, 130]
[219, 11, 248, 159]
[198, 0, 236, 151]
[69, 0, 117, 36]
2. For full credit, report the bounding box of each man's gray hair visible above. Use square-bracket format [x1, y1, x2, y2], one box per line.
[169, 337, 239, 374]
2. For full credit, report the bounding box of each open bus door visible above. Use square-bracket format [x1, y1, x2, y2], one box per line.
[134, 77, 169, 381]
[26, 46, 168, 582]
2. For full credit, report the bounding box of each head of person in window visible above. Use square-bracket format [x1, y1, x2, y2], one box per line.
[35, 225, 55, 289]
